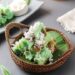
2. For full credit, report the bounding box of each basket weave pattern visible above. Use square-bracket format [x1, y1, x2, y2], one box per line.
[5, 23, 74, 72]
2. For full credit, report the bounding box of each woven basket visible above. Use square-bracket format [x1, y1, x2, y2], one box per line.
[5, 22, 74, 73]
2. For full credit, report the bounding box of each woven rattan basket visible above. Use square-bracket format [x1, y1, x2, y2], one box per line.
[5, 22, 74, 73]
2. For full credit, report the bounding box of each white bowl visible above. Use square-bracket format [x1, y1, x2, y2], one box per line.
[9, 0, 29, 16]
[13, 5, 28, 16]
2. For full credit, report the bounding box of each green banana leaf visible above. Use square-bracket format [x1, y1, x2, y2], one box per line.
[53, 43, 69, 60]
[45, 31, 64, 45]
[45, 31, 69, 60]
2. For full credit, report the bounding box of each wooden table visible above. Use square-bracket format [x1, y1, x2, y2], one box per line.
[0, 0, 75, 75]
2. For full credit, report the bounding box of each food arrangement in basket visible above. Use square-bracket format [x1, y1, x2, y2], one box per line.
[5, 22, 73, 72]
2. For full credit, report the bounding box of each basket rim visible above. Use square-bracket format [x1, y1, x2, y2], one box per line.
[5, 22, 74, 67]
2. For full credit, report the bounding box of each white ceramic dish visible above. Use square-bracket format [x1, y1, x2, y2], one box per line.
[0, 0, 44, 34]
[9, 0, 29, 16]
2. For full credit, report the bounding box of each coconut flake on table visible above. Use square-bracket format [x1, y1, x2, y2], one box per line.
[57, 8, 75, 33]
